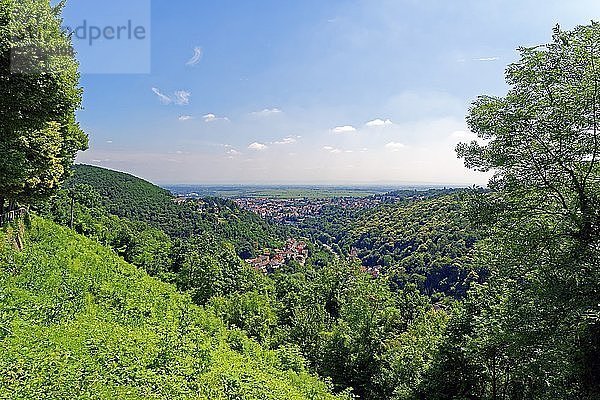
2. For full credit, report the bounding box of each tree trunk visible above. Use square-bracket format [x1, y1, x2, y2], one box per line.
[70, 197, 74, 229]
[576, 186, 595, 244]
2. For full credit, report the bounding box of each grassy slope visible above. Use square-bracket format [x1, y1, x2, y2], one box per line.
[0, 219, 343, 400]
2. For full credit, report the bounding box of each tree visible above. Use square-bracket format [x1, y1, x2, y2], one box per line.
[458, 23, 600, 244]
[0, 0, 87, 209]
[449, 23, 600, 399]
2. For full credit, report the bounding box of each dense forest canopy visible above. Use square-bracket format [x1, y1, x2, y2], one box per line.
[63, 165, 285, 257]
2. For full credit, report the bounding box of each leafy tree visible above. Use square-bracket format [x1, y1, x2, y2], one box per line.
[457, 23, 600, 244]
[433, 22, 600, 399]
[210, 291, 279, 346]
[0, 0, 87, 208]
[172, 236, 270, 305]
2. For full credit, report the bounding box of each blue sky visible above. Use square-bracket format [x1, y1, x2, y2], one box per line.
[65, 0, 600, 185]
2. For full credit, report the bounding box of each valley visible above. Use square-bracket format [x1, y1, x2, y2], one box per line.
[1, 3, 599, 398]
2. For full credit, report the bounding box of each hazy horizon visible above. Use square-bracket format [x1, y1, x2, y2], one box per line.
[80, 163, 481, 188]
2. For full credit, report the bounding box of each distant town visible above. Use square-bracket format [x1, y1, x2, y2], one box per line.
[233, 196, 384, 224]
[246, 239, 309, 274]
[172, 187, 460, 226]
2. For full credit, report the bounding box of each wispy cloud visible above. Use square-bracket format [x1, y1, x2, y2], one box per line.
[385, 142, 406, 151]
[251, 108, 283, 117]
[152, 88, 191, 105]
[473, 56, 499, 62]
[365, 118, 393, 127]
[331, 125, 357, 134]
[174, 91, 191, 105]
[178, 115, 194, 121]
[186, 46, 203, 66]
[272, 135, 300, 145]
[248, 142, 268, 151]
[323, 146, 342, 154]
[151, 87, 172, 104]
[227, 149, 242, 157]
[203, 113, 229, 122]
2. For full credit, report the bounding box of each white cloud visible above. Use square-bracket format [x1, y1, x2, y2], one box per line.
[174, 90, 191, 105]
[250, 107, 283, 117]
[178, 115, 193, 121]
[152, 88, 191, 106]
[385, 142, 406, 151]
[251, 108, 282, 117]
[152, 87, 172, 104]
[186, 46, 203, 66]
[203, 113, 229, 122]
[272, 135, 300, 145]
[106, 140, 113, 144]
[474, 57, 499, 62]
[227, 149, 242, 156]
[365, 118, 393, 127]
[331, 125, 357, 134]
[248, 142, 268, 151]
[323, 146, 342, 154]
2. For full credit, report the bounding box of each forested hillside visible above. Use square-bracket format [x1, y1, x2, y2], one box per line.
[39, 166, 452, 399]
[63, 165, 284, 258]
[296, 193, 480, 299]
[344, 194, 480, 298]
[66, 165, 177, 226]
[0, 218, 348, 399]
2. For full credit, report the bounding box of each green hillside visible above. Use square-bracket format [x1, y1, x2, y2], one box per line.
[295, 194, 479, 299]
[0, 218, 346, 400]
[344, 194, 479, 298]
[65, 165, 284, 257]
[67, 165, 176, 224]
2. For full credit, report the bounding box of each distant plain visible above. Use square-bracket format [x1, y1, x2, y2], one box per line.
[164, 184, 457, 199]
